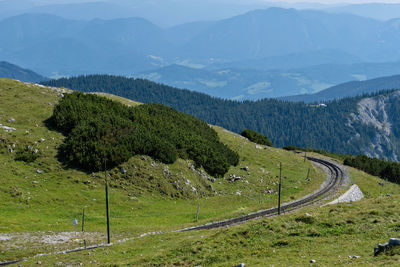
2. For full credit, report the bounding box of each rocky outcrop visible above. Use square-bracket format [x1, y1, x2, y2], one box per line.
[326, 184, 364, 205]
[347, 91, 400, 161]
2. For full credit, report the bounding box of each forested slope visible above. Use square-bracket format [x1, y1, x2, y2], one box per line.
[42, 75, 400, 159]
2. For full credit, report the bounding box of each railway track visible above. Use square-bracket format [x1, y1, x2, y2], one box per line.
[179, 157, 345, 231]
[0, 157, 345, 266]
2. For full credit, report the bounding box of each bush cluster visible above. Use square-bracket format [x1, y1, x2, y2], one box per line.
[344, 154, 400, 184]
[15, 148, 40, 163]
[241, 129, 272, 146]
[51, 92, 238, 176]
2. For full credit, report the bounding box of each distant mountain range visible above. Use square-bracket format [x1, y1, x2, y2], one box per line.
[1, 8, 400, 76]
[281, 74, 400, 103]
[2, 1, 400, 26]
[137, 61, 400, 100]
[2, 6, 400, 98]
[327, 3, 400, 21]
[0, 61, 48, 83]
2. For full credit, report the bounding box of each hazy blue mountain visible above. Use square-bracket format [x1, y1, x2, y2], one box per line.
[0, 14, 169, 76]
[281, 74, 400, 103]
[208, 50, 362, 71]
[177, 8, 392, 62]
[327, 3, 400, 21]
[137, 61, 400, 100]
[2, 8, 400, 91]
[0, 0, 271, 27]
[0, 61, 48, 83]
[20, 2, 137, 21]
[166, 21, 216, 45]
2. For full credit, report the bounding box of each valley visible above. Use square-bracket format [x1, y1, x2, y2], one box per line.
[1, 1, 400, 266]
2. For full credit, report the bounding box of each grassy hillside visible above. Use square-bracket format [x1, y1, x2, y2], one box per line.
[22, 168, 400, 266]
[0, 79, 325, 262]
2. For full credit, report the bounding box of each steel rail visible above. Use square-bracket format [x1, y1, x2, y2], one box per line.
[180, 157, 344, 231]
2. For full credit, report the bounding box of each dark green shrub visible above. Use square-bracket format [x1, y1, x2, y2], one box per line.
[241, 129, 272, 146]
[51, 93, 238, 176]
[283, 145, 296, 151]
[15, 148, 40, 163]
[344, 154, 400, 184]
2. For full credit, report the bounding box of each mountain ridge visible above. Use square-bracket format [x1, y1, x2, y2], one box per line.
[0, 61, 48, 83]
[280, 74, 400, 103]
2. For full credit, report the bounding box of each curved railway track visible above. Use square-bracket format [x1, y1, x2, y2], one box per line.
[179, 157, 345, 231]
[0, 157, 346, 266]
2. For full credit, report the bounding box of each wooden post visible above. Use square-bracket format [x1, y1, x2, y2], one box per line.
[82, 208, 85, 232]
[306, 168, 310, 180]
[105, 157, 111, 244]
[278, 162, 282, 215]
[304, 152, 307, 162]
[196, 203, 200, 222]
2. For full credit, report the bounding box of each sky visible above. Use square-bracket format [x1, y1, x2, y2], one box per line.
[2, 0, 400, 3]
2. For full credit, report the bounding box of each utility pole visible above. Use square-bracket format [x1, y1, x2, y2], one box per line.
[105, 157, 111, 244]
[82, 207, 85, 232]
[196, 203, 200, 222]
[278, 162, 282, 215]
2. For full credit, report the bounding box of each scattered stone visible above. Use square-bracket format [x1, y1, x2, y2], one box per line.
[40, 138, 45, 142]
[379, 182, 384, 186]
[83, 180, 91, 185]
[255, 145, 263, 149]
[228, 174, 243, 182]
[37, 261, 41, 265]
[232, 264, 245, 267]
[36, 169, 43, 174]
[240, 166, 249, 171]
[236, 190, 242, 196]
[310, 259, 316, 263]
[8, 118, 15, 123]
[389, 238, 400, 246]
[374, 238, 400, 256]
[264, 187, 275, 194]
[305, 213, 312, 217]
[120, 167, 127, 174]
[0, 125, 16, 132]
[386, 193, 391, 197]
